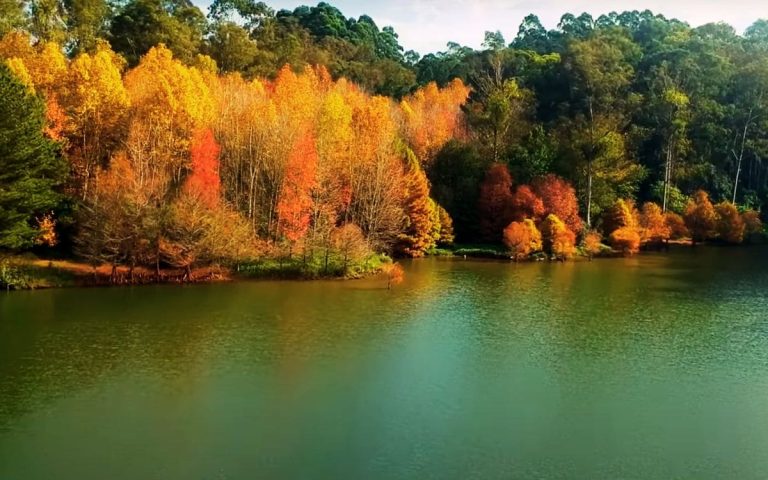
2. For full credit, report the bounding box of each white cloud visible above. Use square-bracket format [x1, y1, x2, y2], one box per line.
[194, 0, 768, 54]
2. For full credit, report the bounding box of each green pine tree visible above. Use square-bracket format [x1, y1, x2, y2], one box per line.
[0, 63, 66, 250]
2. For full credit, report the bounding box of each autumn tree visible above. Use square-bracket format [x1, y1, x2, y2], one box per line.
[603, 199, 639, 236]
[331, 223, 370, 275]
[436, 204, 455, 246]
[213, 74, 284, 237]
[399, 79, 470, 165]
[277, 130, 317, 252]
[510, 184, 545, 222]
[610, 227, 641, 255]
[347, 94, 405, 248]
[639, 202, 670, 244]
[477, 163, 514, 241]
[533, 174, 582, 234]
[503, 219, 542, 260]
[665, 212, 689, 240]
[583, 231, 603, 259]
[714, 201, 745, 244]
[76, 152, 148, 280]
[396, 149, 436, 257]
[684, 190, 717, 243]
[60, 42, 129, 200]
[540, 214, 576, 260]
[383, 261, 405, 289]
[185, 128, 222, 209]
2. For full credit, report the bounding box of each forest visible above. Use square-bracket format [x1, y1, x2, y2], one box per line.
[1, 0, 768, 285]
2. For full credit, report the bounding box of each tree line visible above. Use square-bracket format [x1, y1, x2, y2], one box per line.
[0, 31, 467, 279]
[1, 2, 767, 279]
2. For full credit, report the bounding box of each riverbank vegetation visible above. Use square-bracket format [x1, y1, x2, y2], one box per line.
[1, 1, 768, 288]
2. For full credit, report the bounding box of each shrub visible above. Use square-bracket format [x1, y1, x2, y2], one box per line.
[603, 198, 639, 234]
[610, 226, 641, 255]
[742, 210, 763, 239]
[503, 219, 542, 260]
[664, 212, 689, 240]
[714, 201, 745, 244]
[583, 231, 603, 258]
[639, 202, 670, 244]
[541, 214, 576, 260]
[684, 190, 717, 243]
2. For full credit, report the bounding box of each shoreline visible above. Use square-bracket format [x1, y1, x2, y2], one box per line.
[3, 241, 764, 291]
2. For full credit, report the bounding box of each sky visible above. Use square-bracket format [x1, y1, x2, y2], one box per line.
[193, 0, 768, 55]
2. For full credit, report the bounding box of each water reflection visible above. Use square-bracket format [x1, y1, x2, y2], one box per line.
[1, 247, 768, 479]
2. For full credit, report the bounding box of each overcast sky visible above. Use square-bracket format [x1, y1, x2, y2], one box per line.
[193, 0, 768, 55]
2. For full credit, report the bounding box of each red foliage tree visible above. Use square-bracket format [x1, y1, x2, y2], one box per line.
[511, 184, 545, 222]
[477, 163, 514, 241]
[533, 174, 582, 234]
[277, 131, 318, 244]
[185, 128, 221, 209]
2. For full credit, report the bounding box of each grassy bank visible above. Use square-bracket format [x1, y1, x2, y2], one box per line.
[0, 252, 392, 291]
[236, 253, 390, 280]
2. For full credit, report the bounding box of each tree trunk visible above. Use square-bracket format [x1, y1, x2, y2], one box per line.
[733, 112, 752, 205]
[586, 158, 593, 229]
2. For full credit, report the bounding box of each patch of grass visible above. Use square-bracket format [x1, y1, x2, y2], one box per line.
[425, 247, 454, 256]
[1, 259, 77, 290]
[453, 243, 509, 260]
[237, 253, 388, 280]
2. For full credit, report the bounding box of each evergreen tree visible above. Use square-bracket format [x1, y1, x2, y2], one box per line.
[0, 64, 66, 250]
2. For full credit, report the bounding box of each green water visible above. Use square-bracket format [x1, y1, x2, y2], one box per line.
[2, 247, 768, 479]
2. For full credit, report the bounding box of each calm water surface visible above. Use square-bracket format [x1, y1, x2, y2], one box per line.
[2, 247, 768, 479]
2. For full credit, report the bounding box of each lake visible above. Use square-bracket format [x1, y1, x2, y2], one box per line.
[2, 247, 768, 479]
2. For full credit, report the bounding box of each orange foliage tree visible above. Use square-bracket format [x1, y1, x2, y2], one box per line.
[533, 174, 582, 235]
[383, 262, 405, 289]
[477, 163, 514, 241]
[604, 199, 639, 234]
[399, 79, 470, 165]
[277, 131, 318, 247]
[436, 204, 455, 246]
[396, 150, 436, 257]
[610, 227, 641, 255]
[639, 202, 670, 244]
[684, 190, 717, 243]
[583, 231, 603, 259]
[714, 201, 745, 244]
[503, 219, 542, 260]
[185, 128, 222, 209]
[665, 212, 689, 240]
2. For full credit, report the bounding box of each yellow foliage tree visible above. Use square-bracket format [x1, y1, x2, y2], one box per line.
[61, 42, 130, 200]
[541, 214, 576, 260]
